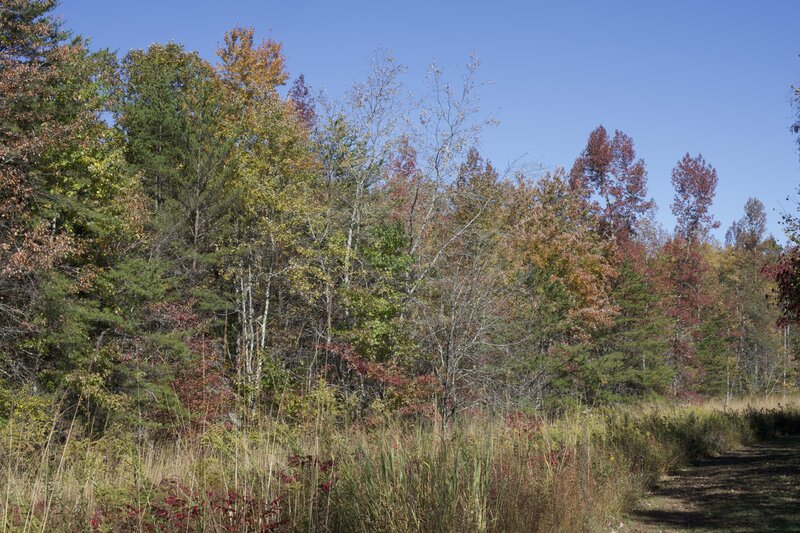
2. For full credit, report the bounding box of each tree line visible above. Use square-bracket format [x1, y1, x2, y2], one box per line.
[2, 0, 799, 436]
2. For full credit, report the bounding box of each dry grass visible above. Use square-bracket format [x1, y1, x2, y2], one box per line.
[2, 395, 799, 532]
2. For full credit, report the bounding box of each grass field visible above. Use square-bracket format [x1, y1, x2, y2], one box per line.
[2, 396, 799, 532]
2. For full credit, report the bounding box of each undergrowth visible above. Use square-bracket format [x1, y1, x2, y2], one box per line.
[2, 396, 799, 532]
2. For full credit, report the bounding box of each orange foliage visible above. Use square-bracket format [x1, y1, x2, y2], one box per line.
[505, 171, 617, 335]
[217, 26, 288, 100]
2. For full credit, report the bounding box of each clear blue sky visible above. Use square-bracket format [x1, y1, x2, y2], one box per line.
[56, 0, 800, 242]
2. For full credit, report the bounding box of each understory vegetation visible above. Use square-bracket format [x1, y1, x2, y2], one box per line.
[4, 1, 800, 531]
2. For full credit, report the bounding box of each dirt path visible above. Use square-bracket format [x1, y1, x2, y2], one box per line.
[620, 436, 800, 532]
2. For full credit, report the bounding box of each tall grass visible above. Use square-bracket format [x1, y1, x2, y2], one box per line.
[2, 396, 799, 532]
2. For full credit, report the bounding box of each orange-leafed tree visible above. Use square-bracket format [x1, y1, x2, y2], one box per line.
[217, 26, 287, 101]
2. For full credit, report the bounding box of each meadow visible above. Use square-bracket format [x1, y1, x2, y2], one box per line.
[2, 395, 799, 532]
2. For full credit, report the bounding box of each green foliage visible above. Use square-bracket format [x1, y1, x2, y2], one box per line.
[695, 304, 732, 395]
[583, 261, 673, 403]
[343, 222, 415, 363]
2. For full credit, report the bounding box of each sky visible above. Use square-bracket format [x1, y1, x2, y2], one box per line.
[55, 0, 800, 242]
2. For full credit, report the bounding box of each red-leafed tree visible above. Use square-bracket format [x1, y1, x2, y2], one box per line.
[570, 126, 653, 243]
[289, 74, 316, 129]
[671, 153, 720, 242]
[384, 136, 425, 235]
[771, 250, 800, 325]
[658, 153, 720, 392]
[656, 239, 710, 386]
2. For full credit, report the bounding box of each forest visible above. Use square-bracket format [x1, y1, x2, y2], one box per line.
[3, 1, 800, 531]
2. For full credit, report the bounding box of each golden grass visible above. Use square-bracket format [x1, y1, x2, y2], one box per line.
[1, 394, 799, 532]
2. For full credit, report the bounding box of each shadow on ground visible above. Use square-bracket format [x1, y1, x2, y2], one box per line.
[628, 436, 800, 532]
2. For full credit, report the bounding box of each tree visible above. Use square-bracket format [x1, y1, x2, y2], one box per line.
[719, 199, 783, 396]
[770, 76, 800, 344]
[500, 170, 617, 408]
[0, 0, 79, 364]
[570, 126, 653, 242]
[0, 1, 201, 437]
[671, 153, 719, 242]
[118, 43, 235, 276]
[289, 74, 316, 129]
[411, 148, 508, 422]
[454, 147, 501, 229]
[726, 198, 767, 251]
[584, 260, 672, 403]
[569, 127, 669, 403]
[0, 0, 137, 392]
[657, 153, 720, 392]
[216, 27, 319, 410]
[216, 26, 287, 101]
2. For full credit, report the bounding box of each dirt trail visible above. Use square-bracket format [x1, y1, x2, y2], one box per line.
[621, 436, 800, 532]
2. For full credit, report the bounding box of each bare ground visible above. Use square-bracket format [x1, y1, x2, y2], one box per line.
[619, 436, 800, 532]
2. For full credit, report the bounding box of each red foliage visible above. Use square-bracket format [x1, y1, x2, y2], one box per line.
[653, 236, 713, 389]
[570, 126, 653, 241]
[384, 136, 423, 225]
[766, 247, 800, 326]
[282, 453, 337, 494]
[148, 300, 205, 329]
[456, 147, 498, 190]
[671, 153, 720, 241]
[505, 411, 544, 439]
[173, 336, 233, 427]
[658, 238, 710, 328]
[89, 478, 287, 532]
[324, 342, 440, 417]
[147, 299, 234, 429]
[288, 74, 316, 129]
[547, 447, 574, 468]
